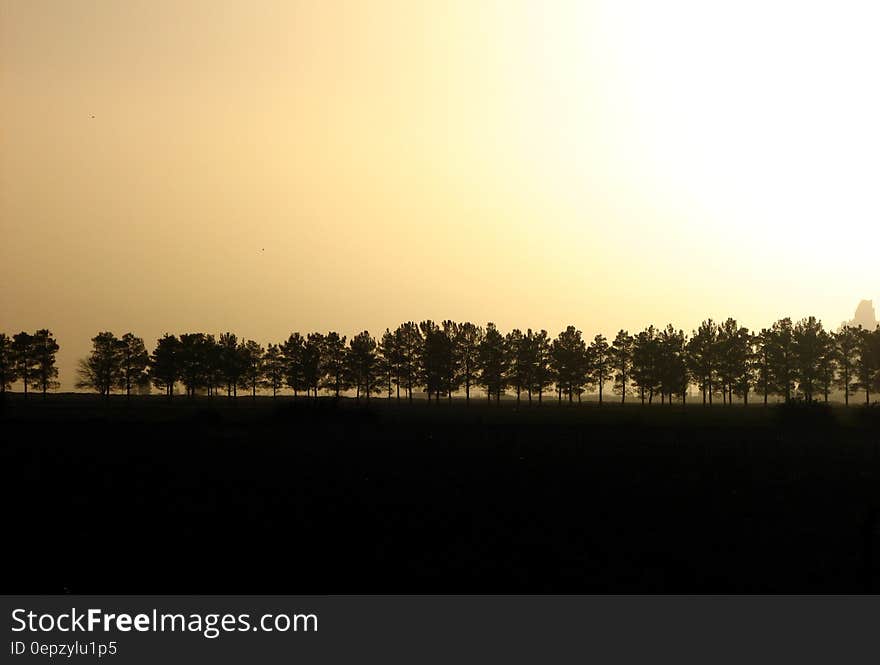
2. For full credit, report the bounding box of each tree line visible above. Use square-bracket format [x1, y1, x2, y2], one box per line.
[0, 331, 60, 396]
[2, 318, 879, 405]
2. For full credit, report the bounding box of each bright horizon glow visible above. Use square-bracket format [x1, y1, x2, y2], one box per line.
[1, 0, 877, 389]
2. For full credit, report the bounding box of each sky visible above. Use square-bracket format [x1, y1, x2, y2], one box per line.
[1, 0, 878, 390]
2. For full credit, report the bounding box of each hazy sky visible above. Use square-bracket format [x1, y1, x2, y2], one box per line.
[2, 0, 877, 389]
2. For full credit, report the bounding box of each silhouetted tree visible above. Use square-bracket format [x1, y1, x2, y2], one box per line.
[478, 322, 508, 403]
[262, 343, 285, 397]
[732, 331, 756, 405]
[178, 333, 212, 397]
[754, 328, 773, 405]
[30, 329, 60, 396]
[793, 316, 824, 402]
[816, 328, 837, 403]
[238, 339, 265, 398]
[116, 332, 149, 397]
[835, 325, 861, 406]
[768, 318, 796, 402]
[320, 332, 348, 399]
[588, 334, 611, 406]
[76, 332, 119, 397]
[441, 320, 461, 402]
[420, 320, 453, 402]
[203, 334, 222, 397]
[396, 322, 422, 402]
[0, 333, 12, 393]
[687, 320, 718, 405]
[281, 333, 306, 397]
[632, 326, 661, 405]
[611, 330, 633, 404]
[302, 333, 324, 399]
[716, 318, 739, 404]
[11, 332, 36, 397]
[855, 327, 880, 405]
[716, 318, 752, 405]
[658, 325, 688, 404]
[505, 328, 529, 406]
[377, 328, 399, 399]
[454, 322, 483, 404]
[150, 334, 181, 398]
[348, 331, 380, 401]
[218, 332, 243, 397]
[550, 326, 587, 404]
[527, 329, 553, 404]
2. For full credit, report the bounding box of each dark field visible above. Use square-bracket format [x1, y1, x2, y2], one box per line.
[2, 394, 880, 593]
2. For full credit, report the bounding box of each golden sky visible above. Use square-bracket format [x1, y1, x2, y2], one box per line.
[2, 0, 877, 389]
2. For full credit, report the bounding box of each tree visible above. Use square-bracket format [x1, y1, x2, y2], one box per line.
[204, 335, 224, 396]
[377, 328, 399, 399]
[0, 333, 13, 393]
[320, 332, 348, 398]
[632, 326, 660, 405]
[550, 326, 587, 404]
[348, 331, 380, 401]
[441, 320, 461, 402]
[687, 320, 718, 405]
[219, 332, 243, 397]
[302, 333, 324, 399]
[262, 343, 285, 397]
[420, 320, 453, 403]
[855, 327, 880, 405]
[716, 319, 752, 405]
[505, 328, 528, 406]
[793, 316, 825, 402]
[150, 334, 181, 398]
[731, 330, 756, 405]
[238, 339, 265, 398]
[30, 329, 60, 396]
[611, 330, 633, 404]
[11, 332, 36, 397]
[658, 325, 688, 405]
[835, 326, 860, 406]
[478, 322, 508, 403]
[816, 328, 837, 403]
[396, 323, 422, 402]
[588, 334, 611, 406]
[281, 333, 306, 397]
[116, 333, 149, 397]
[528, 329, 553, 404]
[76, 332, 119, 397]
[178, 333, 212, 397]
[767, 318, 796, 402]
[716, 318, 746, 405]
[454, 322, 483, 404]
[754, 329, 773, 405]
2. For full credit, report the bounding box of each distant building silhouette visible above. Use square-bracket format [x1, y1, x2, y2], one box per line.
[849, 300, 878, 330]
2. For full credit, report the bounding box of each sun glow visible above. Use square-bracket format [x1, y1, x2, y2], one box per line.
[596, 1, 880, 263]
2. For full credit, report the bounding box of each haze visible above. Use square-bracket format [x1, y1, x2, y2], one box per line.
[2, 0, 877, 389]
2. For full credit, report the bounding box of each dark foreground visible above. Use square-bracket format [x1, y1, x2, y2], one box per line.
[2, 394, 880, 593]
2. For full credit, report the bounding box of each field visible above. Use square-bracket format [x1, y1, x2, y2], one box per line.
[2, 393, 879, 593]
